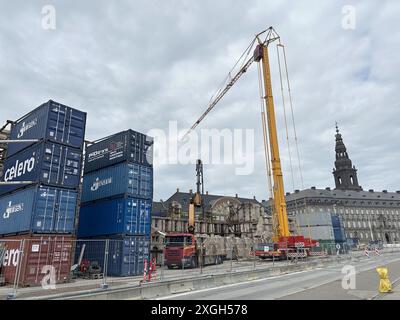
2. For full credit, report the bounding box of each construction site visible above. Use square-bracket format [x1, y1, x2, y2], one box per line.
[0, 2, 399, 305]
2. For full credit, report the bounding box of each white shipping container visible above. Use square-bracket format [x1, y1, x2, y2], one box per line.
[295, 211, 333, 227]
[297, 225, 334, 240]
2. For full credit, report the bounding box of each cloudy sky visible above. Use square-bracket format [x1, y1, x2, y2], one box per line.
[1, 0, 399, 202]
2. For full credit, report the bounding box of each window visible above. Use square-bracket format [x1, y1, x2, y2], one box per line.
[154, 219, 158, 228]
[360, 233, 363, 239]
[358, 221, 362, 228]
[353, 221, 357, 228]
[363, 221, 367, 228]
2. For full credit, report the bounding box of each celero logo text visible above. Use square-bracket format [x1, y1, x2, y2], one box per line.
[2, 249, 21, 267]
[4, 156, 36, 181]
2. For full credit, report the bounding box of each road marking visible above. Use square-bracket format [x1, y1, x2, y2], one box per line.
[156, 255, 400, 300]
[155, 269, 313, 300]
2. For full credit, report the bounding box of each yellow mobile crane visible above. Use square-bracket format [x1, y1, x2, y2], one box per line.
[182, 27, 318, 258]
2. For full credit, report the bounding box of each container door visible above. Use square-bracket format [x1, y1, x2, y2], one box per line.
[108, 239, 122, 276]
[127, 163, 139, 197]
[139, 166, 153, 199]
[124, 199, 134, 234]
[55, 189, 78, 233]
[33, 187, 58, 233]
[138, 199, 151, 235]
[64, 107, 86, 149]
[47, 103, 68, 144]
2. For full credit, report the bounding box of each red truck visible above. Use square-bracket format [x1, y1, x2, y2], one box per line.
[163, 233, 224, 269]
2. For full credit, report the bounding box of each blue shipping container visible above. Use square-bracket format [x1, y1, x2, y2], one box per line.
[1, 141, 82, 195]
[75, 235, 150, 276]
[333, 227, 346, 242]
[0, 185, 78, 235]
[81, 162, 152, 203]
[77, 196, 152, 238]
[8, 100, 86, 157]
[84, 129, 153, 174]
[331, 214, 341, 228]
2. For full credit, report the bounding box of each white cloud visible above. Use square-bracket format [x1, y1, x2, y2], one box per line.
[0, 0, 399, 201]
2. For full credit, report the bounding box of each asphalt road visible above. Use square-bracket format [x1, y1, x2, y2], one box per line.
[157, 253, 400, 300]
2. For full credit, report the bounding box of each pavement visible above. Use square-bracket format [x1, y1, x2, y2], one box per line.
[0, 256, 305, 299]
[156, 252, 400, 300]
[1, 249, 398, 300]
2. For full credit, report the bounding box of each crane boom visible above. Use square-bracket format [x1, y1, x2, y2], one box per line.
[181, 27, 279, 141]
[182, 57, 254, 141]
[182, 26, 290, 240]
[256, 43, 290, 239]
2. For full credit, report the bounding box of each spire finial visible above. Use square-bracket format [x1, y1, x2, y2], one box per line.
[335, 122, 339, 134]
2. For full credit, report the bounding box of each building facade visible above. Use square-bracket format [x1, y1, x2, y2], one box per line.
[150, 190, 279, 263]
[263, 126, 400, 245]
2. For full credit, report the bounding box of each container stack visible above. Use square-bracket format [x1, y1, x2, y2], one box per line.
[331, 214, 346, 247]
[0, 100, 87, 285]
[77, 129, 153, 276]
[295, 211, 336, 252]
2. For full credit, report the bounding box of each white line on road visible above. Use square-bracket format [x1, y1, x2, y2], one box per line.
[155, 269, 313, 300]
[155, 255, 400, 300]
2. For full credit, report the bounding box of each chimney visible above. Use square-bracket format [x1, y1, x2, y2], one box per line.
[235, 193, 238, 198]
[369, 189, 374, 192]
[383, 190, 388, 193]
[253, 196, 256, 200]
[311, 186, 316, 190]
[176, 188, 179, 193]
[325, 187, 331, 191]
[189, 189, 193, 194]
[206, 191, 209, 195]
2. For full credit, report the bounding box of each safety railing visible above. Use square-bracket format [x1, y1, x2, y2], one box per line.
[1, 238, 399, 299]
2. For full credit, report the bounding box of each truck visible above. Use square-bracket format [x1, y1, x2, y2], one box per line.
[164, 233, 225, 269]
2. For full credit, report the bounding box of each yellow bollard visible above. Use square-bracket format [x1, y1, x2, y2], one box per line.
[376, 267, 392, 293]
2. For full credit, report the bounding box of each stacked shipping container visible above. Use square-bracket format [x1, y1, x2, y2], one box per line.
[295, 211, 336, 252]
[77, 129, 153, 276]
[0, 100, 86, 285]
[331, 214, 347, 247]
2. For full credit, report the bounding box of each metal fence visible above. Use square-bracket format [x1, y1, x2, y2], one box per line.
[1, 238, 399, 299]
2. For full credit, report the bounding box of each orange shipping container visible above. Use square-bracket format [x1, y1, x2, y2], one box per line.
[0, 234, 74, 287]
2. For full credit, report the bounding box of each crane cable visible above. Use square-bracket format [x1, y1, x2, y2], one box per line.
[257, 62, 277, 238]
[281, 45, 304, 190]
[276, 44, 295, 192]
[276, 43, 308, 239]
[279, 44, 310, 240]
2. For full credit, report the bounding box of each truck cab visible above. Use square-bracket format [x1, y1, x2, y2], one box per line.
[164, 233, 197, 269]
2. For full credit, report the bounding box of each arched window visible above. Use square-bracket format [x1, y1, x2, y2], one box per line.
[350, 176, 354, 184]
[338, 177, 342, 185]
